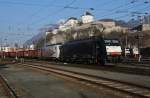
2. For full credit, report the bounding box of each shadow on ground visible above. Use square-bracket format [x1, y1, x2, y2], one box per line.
[0, 64, 9, 69]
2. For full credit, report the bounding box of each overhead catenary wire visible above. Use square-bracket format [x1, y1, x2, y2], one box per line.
[31, 2, 145, 32]
[1, 0, 150, 46]
[17, 0, 57, 32]
[63, 0, 115, 11]
[1, 0, 114, 34]
[28, 0, 134, 27]
[27, 0, 77, 26]
[99, 0, 149, 20]
[113, 1, 150, 20]
[0, 0, 70, 8]
[19, 0, 148, 33]
[24, 0, 125, 28]
[7, 0, 77, 37]
[19, 0, 56, 23]
[0, 0, 140, 28]
[100, 0, 148, 18]
[1, 0, 150, 35]
[99, 1, 138, 18]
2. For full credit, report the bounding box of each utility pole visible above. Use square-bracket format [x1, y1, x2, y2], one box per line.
[136, 33, 143, 62]
[43, 31, 49, 58]
[45, 32, 49, 48]
[0, 38, 2, 51]
[124, 32, 128, 58]
[0, 38, 2, 59]
[125, 33, 128, 56]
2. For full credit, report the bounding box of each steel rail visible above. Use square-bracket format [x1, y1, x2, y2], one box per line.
[26, 62, 150, 89]
[0, 74, 18, 98]
[21, 63, 150, 98]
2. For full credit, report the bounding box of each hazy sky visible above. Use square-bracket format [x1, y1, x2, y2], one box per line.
[0, 0, 149, 45]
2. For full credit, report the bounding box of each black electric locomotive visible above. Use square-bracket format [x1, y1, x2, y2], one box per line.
[59, 37, 106, 65]
[140, 47, 150, 57]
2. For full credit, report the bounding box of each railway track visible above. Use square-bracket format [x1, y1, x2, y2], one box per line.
[25, 60, 150, 76]
[20, 62, 150, 98]
[123, 58, 150, 65]
[0, 74, 18, 98]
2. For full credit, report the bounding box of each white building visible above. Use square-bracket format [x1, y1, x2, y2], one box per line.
[59, 17, 78, 31]
[81, 11, 94, 24]
[65, 17, 78, 27]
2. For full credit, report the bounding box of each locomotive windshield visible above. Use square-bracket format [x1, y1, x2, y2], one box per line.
[104, 39, 120, 46]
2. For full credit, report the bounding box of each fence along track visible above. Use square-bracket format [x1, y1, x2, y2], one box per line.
[21, 63, 150, 98]
[0, 74, 18, 98]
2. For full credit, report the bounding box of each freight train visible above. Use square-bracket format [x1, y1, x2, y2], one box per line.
[0, 50, 39, 59]
[0, 37, 122, 64]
